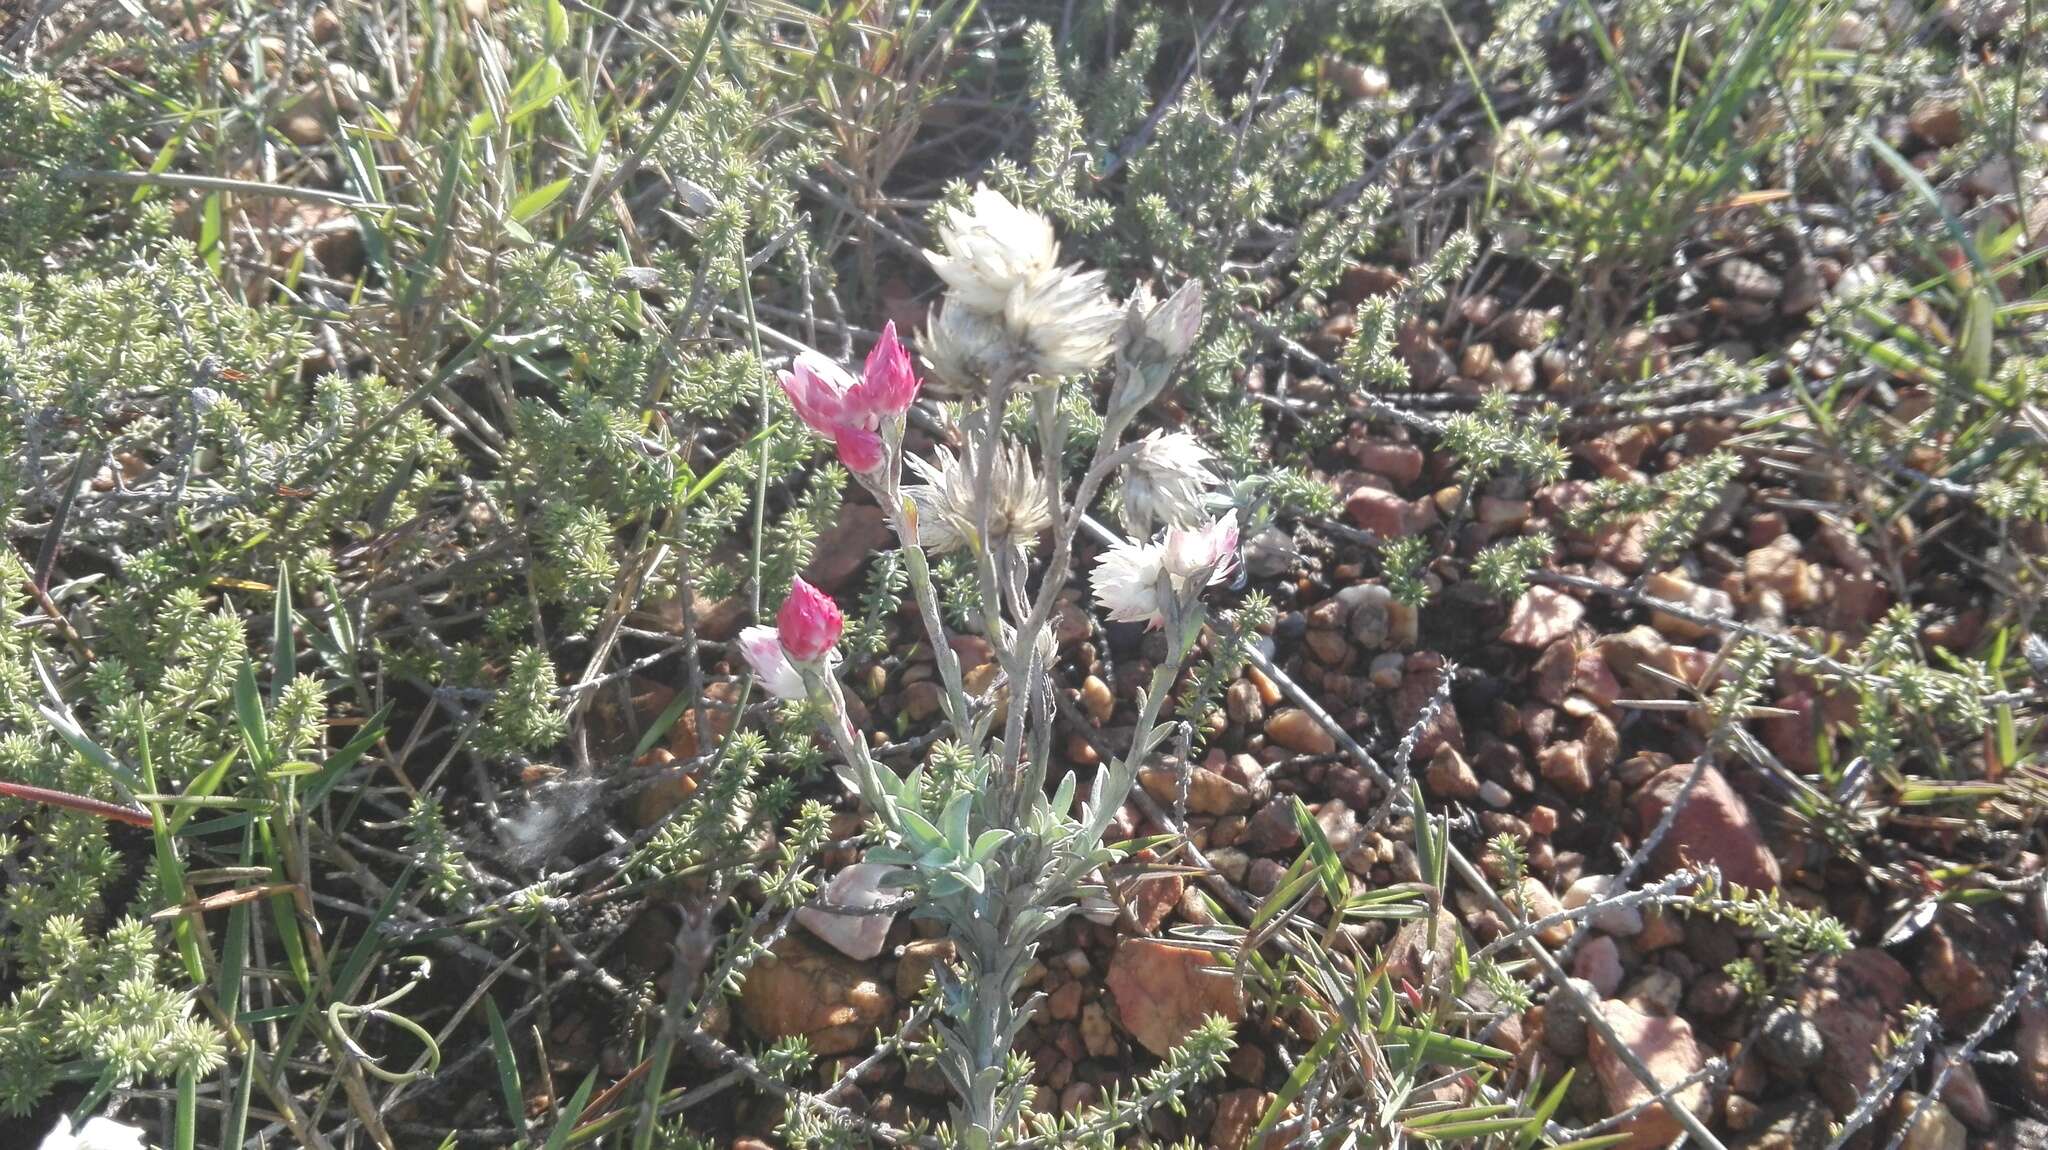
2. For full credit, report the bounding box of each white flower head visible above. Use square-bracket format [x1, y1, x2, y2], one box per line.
[40, 1117, 150, 1150]
[1091, 511, 1239, 627]
[923, 298, 1013, 397]
[1119, 430, 1221, 536]
[927, 185, 1058, 313]
[1005, 264, 1122, 380]
[905, 440, 1051, 555]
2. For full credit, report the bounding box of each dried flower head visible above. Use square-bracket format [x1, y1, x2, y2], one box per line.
[923, 299, 1012, 396]
[1005, 264, 1123, 380]
[1119, 429, 1221, 535]
[905, 440, 1052, 555]
[927, 185, 1058, 312]
[1091, 511, 1239, 627]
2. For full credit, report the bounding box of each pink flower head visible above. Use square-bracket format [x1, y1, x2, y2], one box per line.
[738, 626, 806, 700]
[854, 321, 920, 417]
[775, 577, 844, 663]
[1163, 510, 1239, 586]
[780, 352, 860, 433]
[779, 342, 911, 476]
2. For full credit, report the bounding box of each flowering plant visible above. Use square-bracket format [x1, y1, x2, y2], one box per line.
[754, 184, 1232, 1147]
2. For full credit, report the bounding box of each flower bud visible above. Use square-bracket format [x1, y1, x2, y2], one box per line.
[775, 577, 844, 663]
[855, 321, 920, 416]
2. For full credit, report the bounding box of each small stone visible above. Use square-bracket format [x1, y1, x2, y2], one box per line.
[1642, 570, 1735, 640]
[1383, 905, 1465, 986]
[1392, 653, 1463, 758]
[1541, 979, 1598, 1058]
[1798, 950, 1918, 1115]
[1049, 980, 1084, 1021]
[1207, 847, 1251, 885]
[1368, 652, 1404, 688]
[1344, 583, 1394, 649]
[1636, 905, 1685, 951]
[2017, 999, 2048, 1106]
[1717, 257, 1783, 301]
[1245, 856, 1287, 896]
[1141, 762, 1252, 816]
[1589, 999, 1710, 1148]
[1424, 744, 1481, 800]
[739, 935, 896, 1057]
[1266, 707, 1336, 755]
[1598, 626, 1685, 699]
[1210, 1087, 1281, 1150]
[1909, 96, 1965, 147]
[901, 680, 944, 722]
[1079, 675, 1114, 724]
[1757, 1005, 1824, 1071]
[1080, 1002, 1118, 1058]
[1501, 586, 1584, 649]
[1893, 1093, 1966, 1150]
[1243, 525, 1298, 579]
[1633, 762, 1780, 891]
[1355, 440, 1424, 485]
[1226, 679, 1264, 728]
[1478, 780, 1512, 808]
[1303, 627, 1351, 666]
[1936, 1051, 1996, 1132]
[895, 938, 956, 998]
[1537, 740, 1593, 796]
[1573, 935, 1624, 997]
[1106, 939, 1246, 1057]
[1746, 536, 1819, 610]
[1242, 801, 1302, 854]
[1515, 878, 1572, 947]
[1686, 972, 1742, 1019]
[1563, 874, 1644, 937]
[803, 503, 891, 591]
[1622, 968, 1683, 1016]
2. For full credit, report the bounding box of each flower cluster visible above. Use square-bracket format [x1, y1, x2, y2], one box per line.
[923, 185, 1123, 390]
[1091, 510, 1241, 628]
[779, 321, 921, 477]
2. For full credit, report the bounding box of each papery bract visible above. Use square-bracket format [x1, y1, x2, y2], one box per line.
[776, 577, 844, 663]
[39, 1117, 149, 1150]
[738, 626, 808, 700]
